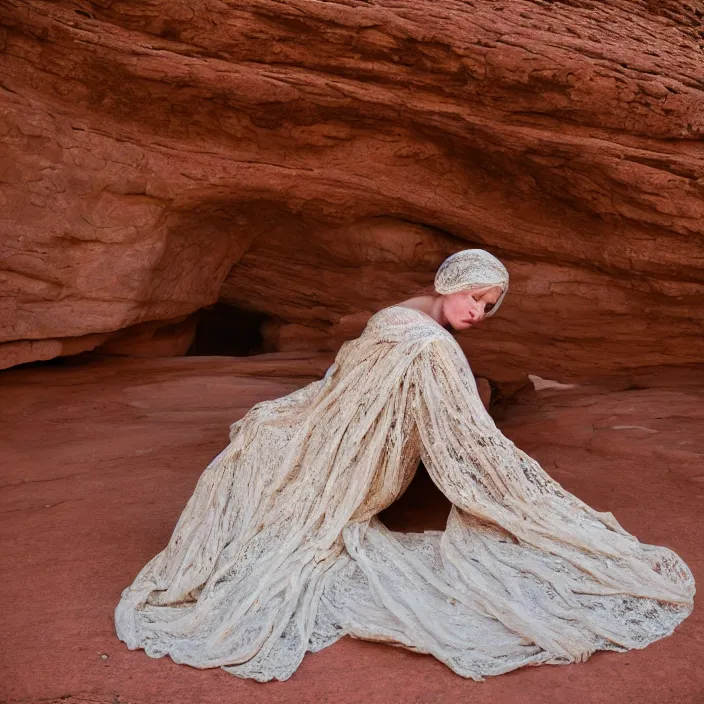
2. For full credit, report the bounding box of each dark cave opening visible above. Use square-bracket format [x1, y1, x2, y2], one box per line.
[6, 302, 272, 371]
[187, 302, 268, 357]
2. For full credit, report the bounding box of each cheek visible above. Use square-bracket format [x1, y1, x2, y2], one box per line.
[445, 298, 465, 320]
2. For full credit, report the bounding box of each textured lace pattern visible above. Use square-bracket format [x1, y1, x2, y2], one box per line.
[115, 305, 695, 682]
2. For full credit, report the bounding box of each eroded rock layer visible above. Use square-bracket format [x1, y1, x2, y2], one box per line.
[1, 0, 703, 380]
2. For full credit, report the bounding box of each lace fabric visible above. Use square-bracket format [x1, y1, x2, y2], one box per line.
[115, 305, 695, 682]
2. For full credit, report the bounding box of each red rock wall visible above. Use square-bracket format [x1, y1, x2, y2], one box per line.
[1, 0, 702, 380]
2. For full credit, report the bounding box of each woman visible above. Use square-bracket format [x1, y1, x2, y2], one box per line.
[115, 248, 695, 682]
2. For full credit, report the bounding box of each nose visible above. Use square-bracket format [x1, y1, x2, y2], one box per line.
[467, 301, 487, 323]
[466, 307, 481, 323]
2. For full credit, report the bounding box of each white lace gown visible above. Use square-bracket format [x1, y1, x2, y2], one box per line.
[115, 305, 695, 682]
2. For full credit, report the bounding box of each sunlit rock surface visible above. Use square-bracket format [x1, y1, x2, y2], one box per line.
[1, 0, 703, 380]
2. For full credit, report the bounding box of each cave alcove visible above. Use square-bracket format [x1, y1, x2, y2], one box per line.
[186, 302, 269, 357]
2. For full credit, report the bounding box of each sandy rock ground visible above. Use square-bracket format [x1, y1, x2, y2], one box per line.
[1, 355, 701, 704]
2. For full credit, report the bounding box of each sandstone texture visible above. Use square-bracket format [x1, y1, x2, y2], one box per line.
[2, 3, 702, 701]
[1, 0, 703, 381]
[1, 356, 702, 704]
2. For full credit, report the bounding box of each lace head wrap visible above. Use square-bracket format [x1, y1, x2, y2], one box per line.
[434, 249, 509, 318]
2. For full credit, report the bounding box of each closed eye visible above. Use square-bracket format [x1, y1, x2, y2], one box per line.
[473, 293, 495, 312]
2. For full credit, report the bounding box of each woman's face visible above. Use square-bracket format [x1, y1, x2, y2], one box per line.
[441, 285, 503, 331]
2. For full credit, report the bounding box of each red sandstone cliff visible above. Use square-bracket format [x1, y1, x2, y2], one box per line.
[1, 0, 702, 381]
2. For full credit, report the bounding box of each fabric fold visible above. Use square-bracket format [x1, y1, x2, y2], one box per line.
[115, 305, 695, 682]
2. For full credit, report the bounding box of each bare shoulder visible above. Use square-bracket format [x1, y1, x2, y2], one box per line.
[392, 295, 435, 313]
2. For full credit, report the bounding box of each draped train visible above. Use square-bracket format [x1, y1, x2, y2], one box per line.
[115, 305, 695, 682]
